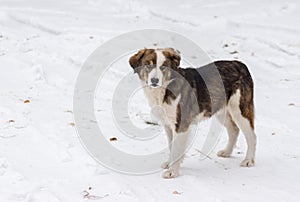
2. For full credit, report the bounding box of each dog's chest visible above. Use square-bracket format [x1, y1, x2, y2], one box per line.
[143, 87, 180, 126]
[143, 87, 165, 107]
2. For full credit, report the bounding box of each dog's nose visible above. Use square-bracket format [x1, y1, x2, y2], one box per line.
[151, 77, 159, 84]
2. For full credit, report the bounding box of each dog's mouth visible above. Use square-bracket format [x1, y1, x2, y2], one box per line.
[150, 83, 159, 88]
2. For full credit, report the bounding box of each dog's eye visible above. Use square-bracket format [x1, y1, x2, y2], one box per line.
[145, 64, 155, 69]
[160, 66, 167, 70]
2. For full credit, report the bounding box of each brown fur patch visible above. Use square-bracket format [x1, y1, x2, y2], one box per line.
[162, 48, 181, 68]
[129, 48, 157, 72]
[167, 60, 255, 132]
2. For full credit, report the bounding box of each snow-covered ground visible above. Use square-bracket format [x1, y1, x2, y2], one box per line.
[1, 0, 300, 201]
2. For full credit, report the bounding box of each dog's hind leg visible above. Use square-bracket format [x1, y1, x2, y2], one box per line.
[228, 90, 257, 167]
[162, 130, 189, 178]
[216, 110, 240, 158]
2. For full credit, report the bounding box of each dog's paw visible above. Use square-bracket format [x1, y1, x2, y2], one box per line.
[240, 159, 255, 167]
[161, 161, 169, 169]
[162, 168, 179, 178]
[217, 150, 232, 158]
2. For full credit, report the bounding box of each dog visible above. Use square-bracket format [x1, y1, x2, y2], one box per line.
[129, 48, 257, 178]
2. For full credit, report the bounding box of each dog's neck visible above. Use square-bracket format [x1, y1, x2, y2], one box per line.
[143, 85, 166, 107]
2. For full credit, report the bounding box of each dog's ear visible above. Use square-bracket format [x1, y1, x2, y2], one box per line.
[164, 48, 181, 67]
[129, 49, 147, 73]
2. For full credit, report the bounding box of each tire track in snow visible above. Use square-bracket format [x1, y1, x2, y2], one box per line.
[7, 12, 62, 35]
[148, 10, 201, 27]
[228, 20, 300, 36]
[255, 38, 300, 57]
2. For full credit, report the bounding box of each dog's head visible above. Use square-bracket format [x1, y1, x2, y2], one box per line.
[129, 48, 181, 88]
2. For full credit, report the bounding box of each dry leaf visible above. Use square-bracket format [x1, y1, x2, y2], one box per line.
[24, 99, 30, 103]
[8, 120, 15, 123]
[82, 190, 109, 200]
[230, 50, 238, 54]
[272, 132, 276, 135]
[172, 190, 182, 195]
[109, 137, 117, 141]
[288, 103, 295, 106]
[69, 122, 75, 126]
[64, 110, 73, 113]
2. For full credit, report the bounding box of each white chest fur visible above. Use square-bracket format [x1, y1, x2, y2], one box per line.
[143, 86, 181, 128]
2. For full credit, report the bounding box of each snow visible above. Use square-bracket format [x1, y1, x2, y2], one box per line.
[1, 0, 300, 201]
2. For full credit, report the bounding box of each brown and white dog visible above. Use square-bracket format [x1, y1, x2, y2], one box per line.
[129, 48, 257, 178]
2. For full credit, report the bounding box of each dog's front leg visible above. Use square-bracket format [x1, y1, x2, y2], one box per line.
[162, 130, 189, 178]
[161, 125, 173, 169]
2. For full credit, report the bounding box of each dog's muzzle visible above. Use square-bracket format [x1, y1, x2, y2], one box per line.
[150, 77, 159, 87]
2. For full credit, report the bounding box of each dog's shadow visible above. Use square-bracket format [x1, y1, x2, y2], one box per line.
[179, 156, 241, 177]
